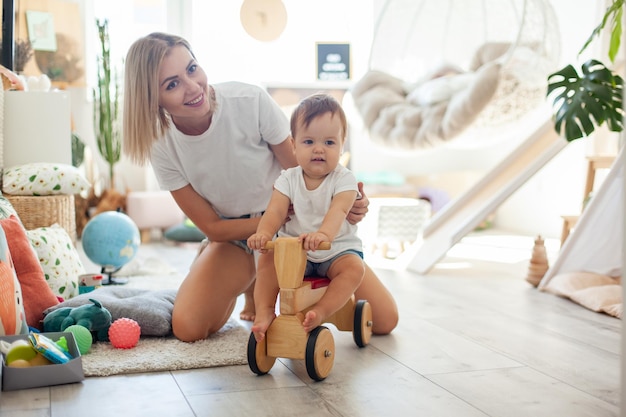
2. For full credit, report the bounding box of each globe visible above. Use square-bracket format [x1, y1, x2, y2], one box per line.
[81, 211, 140, 273]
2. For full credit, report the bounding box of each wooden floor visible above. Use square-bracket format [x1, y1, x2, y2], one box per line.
[0, 231, 621, 417]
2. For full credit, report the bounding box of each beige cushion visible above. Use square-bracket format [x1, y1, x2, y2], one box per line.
[351, 61, 501, 149]
[543, 271, 618, 297]
[602, 303, 623, 318]
[569, 285, 622, 317]
[543, 271, 622, 319]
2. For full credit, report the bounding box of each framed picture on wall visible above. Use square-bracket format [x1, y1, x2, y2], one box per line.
[316, 42, 350, 81]
[25, 10, 57, 51]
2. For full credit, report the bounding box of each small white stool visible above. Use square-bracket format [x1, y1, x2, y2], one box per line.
[126, 191, 185, 242]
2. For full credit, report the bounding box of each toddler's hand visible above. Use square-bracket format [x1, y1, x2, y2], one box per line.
[299, 232, 330, 251]
[247, 233, 270, 252]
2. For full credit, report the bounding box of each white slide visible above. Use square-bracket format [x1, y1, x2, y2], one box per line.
[403, 119, 568, 274]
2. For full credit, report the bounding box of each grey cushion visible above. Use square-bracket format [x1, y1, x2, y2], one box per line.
[43, 287, 177, 336]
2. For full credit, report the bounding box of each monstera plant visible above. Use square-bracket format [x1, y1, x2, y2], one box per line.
[547, 0, 624, 142]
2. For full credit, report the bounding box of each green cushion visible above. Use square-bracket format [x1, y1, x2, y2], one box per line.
[163, 220, 205, 242]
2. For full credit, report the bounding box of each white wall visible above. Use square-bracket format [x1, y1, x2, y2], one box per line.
[189, 1, 374, 85]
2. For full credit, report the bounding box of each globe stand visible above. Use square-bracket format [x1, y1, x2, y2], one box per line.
[100, 266, 129, 286]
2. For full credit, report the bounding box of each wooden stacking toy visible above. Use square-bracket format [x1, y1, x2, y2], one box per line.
[526, 235, 549, 287]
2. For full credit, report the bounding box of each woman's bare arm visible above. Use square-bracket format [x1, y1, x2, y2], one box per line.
[171, 184, 260, 242]
[270, 137, 297, 169]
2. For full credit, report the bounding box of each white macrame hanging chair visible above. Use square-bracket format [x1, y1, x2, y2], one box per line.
[350, 0, 561, 151]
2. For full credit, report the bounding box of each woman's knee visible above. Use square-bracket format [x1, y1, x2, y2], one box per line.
[171, 293, 237, 342]
[372, 309, 398, 335]
[171, 312, 230, 342]
[171, 309, 208, 342]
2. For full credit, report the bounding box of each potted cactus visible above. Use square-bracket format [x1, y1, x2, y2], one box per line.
[93, 18, 121, 189]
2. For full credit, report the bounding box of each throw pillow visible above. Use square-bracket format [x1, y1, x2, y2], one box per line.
[44, 287, 177, 337]
[26, 224, 85, 300]
[569, 284, 622, 315]
[2, 162, 90, 196]
[0, 225, 29, 335]
[0, 215, 59, 328]
[0, 196, 19, 219]
[542, 271, 617, 297]
[407, 72, 476, 106]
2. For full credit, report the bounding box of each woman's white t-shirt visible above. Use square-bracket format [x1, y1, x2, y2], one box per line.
[150, 82, 290, 218]
[274, 165, 362, 262]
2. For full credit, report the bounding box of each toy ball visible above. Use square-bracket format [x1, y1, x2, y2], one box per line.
[5, 344, 37, 365]
[8, 359, 31, 368]
[64, 324, 94, 355]
[81, 211, 141, 270]
[108, 318, 141, 349]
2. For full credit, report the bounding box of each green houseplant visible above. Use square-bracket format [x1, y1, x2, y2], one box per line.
[93, 18, 121, 188]
[547, 0, 624, 142]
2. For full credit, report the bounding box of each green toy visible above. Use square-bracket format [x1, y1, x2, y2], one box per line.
[43, 299, 112, 342]
[64, 324, 94, 354]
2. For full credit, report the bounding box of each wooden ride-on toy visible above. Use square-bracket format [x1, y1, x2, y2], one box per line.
[247, 237, 373, 381]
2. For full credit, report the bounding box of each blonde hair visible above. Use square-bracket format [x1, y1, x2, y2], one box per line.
[290, 93, 347, 142]
[122, 33, 194, 165]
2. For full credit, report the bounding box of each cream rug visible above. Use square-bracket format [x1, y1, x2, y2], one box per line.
[82, 319, 249, 377]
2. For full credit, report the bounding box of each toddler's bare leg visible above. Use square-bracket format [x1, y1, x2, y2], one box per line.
[251, 253, 279, 342]
[302, 255, 364, 333]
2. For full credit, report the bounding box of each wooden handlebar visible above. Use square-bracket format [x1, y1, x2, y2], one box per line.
[264, 240, 331, 250]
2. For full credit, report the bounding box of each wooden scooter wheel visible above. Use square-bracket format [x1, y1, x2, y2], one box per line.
[305, 326, 335, 381]
[247, 332, 276, 375]
[353, 300, 373, 348]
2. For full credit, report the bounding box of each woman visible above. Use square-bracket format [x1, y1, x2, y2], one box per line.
[122, 32, 398, 342]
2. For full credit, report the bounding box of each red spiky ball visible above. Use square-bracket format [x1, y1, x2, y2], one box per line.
[108, 318, 141, 349]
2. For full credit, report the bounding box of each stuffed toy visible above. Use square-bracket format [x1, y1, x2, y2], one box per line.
[93, 189, 128, 215]
[43, 298, 112, 341]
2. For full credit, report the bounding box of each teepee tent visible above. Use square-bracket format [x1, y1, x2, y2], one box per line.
[540, 146, 623, 283]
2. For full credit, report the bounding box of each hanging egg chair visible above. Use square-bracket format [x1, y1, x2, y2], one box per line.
[350, 0, 561, 151]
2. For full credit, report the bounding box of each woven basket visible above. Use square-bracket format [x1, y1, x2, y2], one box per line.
[5, 194, 77, 241]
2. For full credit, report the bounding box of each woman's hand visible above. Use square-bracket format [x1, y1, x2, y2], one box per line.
[346, 182, 369, 225]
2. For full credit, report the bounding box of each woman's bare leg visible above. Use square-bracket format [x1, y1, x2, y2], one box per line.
[172, 241, 255, 342]
[354, 263, 398, 334]
[240, 280, 256, 321]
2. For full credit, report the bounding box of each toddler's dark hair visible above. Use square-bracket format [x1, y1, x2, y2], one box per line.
[290, 93, 347, 141]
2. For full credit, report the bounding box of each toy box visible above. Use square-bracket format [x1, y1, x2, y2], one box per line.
[0, 332, 84, 392]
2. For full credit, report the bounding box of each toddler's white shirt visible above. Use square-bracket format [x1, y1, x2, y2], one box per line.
[275, 165, 362, 262]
